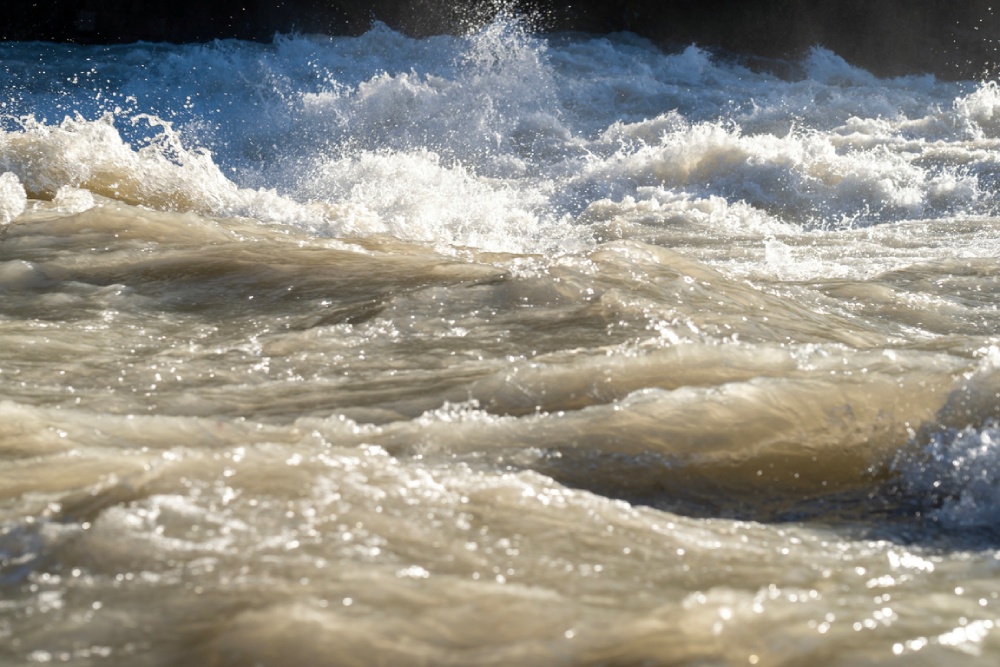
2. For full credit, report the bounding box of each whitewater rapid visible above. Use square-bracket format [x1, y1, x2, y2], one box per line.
[2, 17, 1000, 666]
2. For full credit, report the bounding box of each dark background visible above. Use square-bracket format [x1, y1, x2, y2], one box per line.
[2, 1, 998, 79]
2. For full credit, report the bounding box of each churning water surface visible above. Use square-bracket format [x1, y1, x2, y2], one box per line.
[2, 15, 1000, 666]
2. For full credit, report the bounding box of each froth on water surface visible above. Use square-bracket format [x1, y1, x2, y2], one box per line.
[4, 15, 1000, 666]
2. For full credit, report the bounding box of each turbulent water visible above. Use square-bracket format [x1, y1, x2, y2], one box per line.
[2, 15, 1000, 666]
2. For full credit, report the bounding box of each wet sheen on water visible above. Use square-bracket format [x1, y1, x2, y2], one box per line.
[2, 15, 1000, 666]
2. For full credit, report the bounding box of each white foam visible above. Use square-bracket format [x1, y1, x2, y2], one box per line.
[954, 80, 1000, 138]
[0, 21, 996, 256]
[52, 185, 96, 213]
[898, 419, 1000, 529]
[0, 171, 26, 223]
[802, 46, 879, 87]
[895, 348, 1000, 528]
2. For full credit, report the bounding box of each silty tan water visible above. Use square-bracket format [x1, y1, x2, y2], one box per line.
[2, 19, 1000, 666]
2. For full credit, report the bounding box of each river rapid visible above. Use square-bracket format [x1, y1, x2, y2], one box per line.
[2, 14, 1000, 666]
